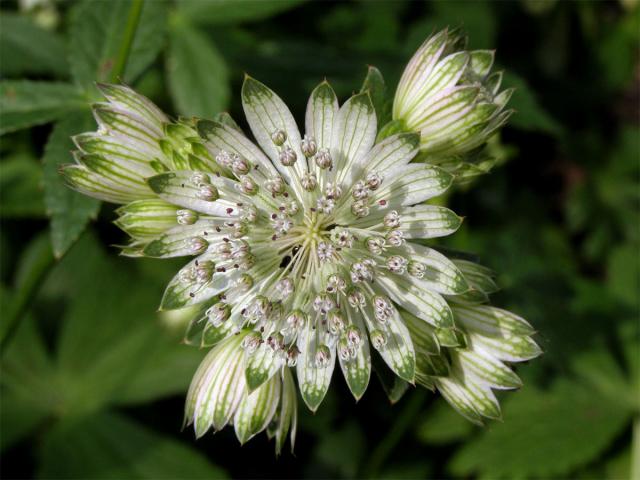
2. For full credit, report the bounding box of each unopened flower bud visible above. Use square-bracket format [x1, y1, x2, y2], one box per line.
[215, 150, 232, 168]
[279, 146, 297, 166]
[196, 184, 219, 201]
[351, 199, 370, 218]
[232, 155, 250, 175]
[195, 260, 215, 283]
[239, 175, 258, 195]
[352, 180, 369, 200]
[301, 135, 317, 157]
[287, 346, 300, 366]
[267, 332, 285, 351]
[346, 325, 362, 347]
[408, 261, 426, 278]
[383, 210, 400, 228]
[326, 274, 346, 293]
[328, 310, 345, 335]
[366, 236, 384, 255]
[365, 172, 383, 191]
[271, 129, 287, 146]
[276, 278, 294, 299]
[325, 182, 342, 199]
[315, 344, 331, 367]
[338, 338, 351, 361]
[177, 209, 198, 225]
[285, 310, 305, 332]
[301, 172, 317, 191]
[191, 172, 210, 185]
[314, 148, 332, 169]
[347, 288, 366, 308]
[265, 176, 285, 195]
[370, 329, 387, 350]
[241, 331, 262, 353]
[385, 229, 404, 247]
[206, 302, 230, 326]
[188, 236, 209, 255]
[387, 255, 408, 274]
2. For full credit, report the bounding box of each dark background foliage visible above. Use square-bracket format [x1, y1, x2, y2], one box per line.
[1, 0, 638, 479]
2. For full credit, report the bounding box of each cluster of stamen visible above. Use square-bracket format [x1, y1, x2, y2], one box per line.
[169, 128, 426, 372]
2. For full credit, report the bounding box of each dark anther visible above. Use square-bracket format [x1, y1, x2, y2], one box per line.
[280, 255, 292, 268]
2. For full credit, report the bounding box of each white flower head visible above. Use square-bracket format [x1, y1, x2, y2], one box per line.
[62, 32, 539, 452]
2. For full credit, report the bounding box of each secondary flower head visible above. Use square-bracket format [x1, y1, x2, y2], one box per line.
[62, 28, 539, 453]
[393, 28, 513, 169]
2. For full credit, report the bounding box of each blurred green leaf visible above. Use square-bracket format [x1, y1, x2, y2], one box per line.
[378, 463, 431, 480]
[502, 71, 562, 134]
[68, 0, 167, 92]
[0, 233, 55, 354]
[596, 7, 640, 90]
[0, 390, 49, 452]
[1, 313, 56, 431]
[607, 244, 640, 308]
[42, 113, 100, 258]
[47, 235, 202, 413]
[0, 13, 68, 77]
[405, 1, 496, 54]
[314, 421, 365, 478]
[0, 152, 46, 218]
[449, 380, 632, 478]
[0, 81, 86, 135]
[37, 412, 227, 479]
[416, 399, 475, 445]
[176, 0, 306, 25]
[166, 23, 230, 117]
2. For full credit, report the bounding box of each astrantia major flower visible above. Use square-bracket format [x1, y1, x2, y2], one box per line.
[62, 28, 540, 454]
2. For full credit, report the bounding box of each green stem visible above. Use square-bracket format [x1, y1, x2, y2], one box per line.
[109, 0, 145, 83]
[0, 235, 55, 355]
[632, 416, 640, 480]
[361, 389, 427, 478]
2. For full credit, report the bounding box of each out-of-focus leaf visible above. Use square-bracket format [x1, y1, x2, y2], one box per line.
[176, 0, 306, 25]
[49, 234, 202, 412]
[113, 343, 206, 406]
[0, 13, 68, 77]
[68, 0, 167, 92]
[502, 71, 562, 134]
[0, 153, 46, 218]
[449, 380, 632, 478]
[0, 81, 86, 135]
[0, 391, 49, 452]
[319, 1, 405, 54]
[378, 463, 431, 480]
[607, 244, 640, 308]
[37, 412, 227, 479]
[405, 1, 495, 53]
[42, 113, 100, 258]
[166, 23, 229, 117]
[596, 7, 640, 90]
[415, 399, 475, 445]
[314, 421, 365, 478]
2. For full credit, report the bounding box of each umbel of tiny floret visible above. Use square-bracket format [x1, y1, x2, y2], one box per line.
[62, 28, 539, 454]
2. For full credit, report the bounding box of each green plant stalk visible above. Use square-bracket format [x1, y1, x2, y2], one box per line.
[0, 236, 54, 354]
[361, 389, 427, 478]
[109, 0, 145, 83]
[632, 416, 640, 480]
